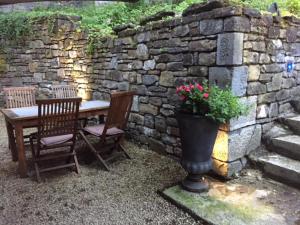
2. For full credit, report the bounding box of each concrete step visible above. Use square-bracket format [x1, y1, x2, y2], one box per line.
[284, 115, 300, 135]
[270, 135, 300, 161]
[257, 153, 300, 188]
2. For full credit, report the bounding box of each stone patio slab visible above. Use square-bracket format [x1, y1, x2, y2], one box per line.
[162, 178, 289, 225]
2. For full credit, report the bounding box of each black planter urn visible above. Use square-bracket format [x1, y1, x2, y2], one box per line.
[176, 111, 219, 193]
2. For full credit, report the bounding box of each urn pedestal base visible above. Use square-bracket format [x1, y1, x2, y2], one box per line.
[181, 174, 208, 193]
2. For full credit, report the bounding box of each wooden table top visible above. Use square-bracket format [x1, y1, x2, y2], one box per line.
[0, 100, 110, 121]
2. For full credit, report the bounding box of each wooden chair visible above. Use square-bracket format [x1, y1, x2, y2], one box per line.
[3, 86, 36, 108]
[52, 85, 77, 99]
[3, 86, 36, 161]
[29, 97, 82, 182]
[79, 91, 135, 171]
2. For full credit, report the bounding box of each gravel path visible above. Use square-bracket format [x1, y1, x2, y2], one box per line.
[0, 115, 200, 225]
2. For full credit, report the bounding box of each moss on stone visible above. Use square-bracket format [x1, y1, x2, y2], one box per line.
[163, 185, 274, 225]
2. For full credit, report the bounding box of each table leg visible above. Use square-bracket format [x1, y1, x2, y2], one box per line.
[15, 124, 27, 178]
[5, 120, 18, 162]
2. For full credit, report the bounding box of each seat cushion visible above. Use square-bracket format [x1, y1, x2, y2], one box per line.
[41, 134, 73, 146]
[83, 124, 124, 137]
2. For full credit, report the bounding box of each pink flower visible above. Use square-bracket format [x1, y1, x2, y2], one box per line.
[203, 93, 209, 98]
[196, 84, 203, 91]
[189, 84, 194, 89]
[180, 96, 187, 101]
[185, 87, 191, 92]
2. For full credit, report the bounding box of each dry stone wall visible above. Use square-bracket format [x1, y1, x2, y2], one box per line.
[0, 5, 300, 177]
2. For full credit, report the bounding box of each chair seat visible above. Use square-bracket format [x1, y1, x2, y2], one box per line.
[41, 134, 73, 146]
[83, 124, 124, 137]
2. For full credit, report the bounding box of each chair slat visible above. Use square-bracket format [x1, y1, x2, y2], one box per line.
[3, 86, 36, 108]
[52, 85, 77, 99]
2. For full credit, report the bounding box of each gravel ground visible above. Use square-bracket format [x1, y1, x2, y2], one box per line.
[0, 115, 200, 225]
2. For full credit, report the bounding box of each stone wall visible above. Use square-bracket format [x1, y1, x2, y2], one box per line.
[0, 4, 300, 177]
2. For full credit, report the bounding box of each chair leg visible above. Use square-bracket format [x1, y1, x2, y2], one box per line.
[118, 137, 131, 159]
[34, 162, 41, 182]
[30, 137, 41, 182]
[73, 154, 80, 174]
[79, 131, 110, 171]
[119, 143, 131, 159]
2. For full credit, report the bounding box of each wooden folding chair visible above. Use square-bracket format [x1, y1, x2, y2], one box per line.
[3, 86, 36, 108]
[3, 86, 36, 161]
[29, 97, 82, 182]
[79, 91, 135, 171]
[52, 85, 77, 99]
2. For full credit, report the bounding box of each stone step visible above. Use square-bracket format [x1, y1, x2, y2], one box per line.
[270, 135, 300, 161]
[257, 153, 300, 188]
[284, 115, 300, 135]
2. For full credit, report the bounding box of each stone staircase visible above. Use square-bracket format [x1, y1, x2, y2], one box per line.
[250, 114, 300, 188]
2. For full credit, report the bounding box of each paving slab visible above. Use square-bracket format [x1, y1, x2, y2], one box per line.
[162, 176, 300, 225]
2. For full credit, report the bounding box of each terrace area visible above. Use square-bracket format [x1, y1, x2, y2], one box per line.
[0, 0, 299, 224]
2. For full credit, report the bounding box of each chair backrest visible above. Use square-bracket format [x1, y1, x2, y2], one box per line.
[3, 86, 36, 108]
[36, 98, 82, 141]
[102, 91, 135, 137]
[52, 85, 77, 99]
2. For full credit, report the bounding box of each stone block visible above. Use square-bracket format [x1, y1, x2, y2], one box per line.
[228, 125, 260, 161]
[135, 31, 150, 43]
[198, 52, 216, 66]
[188, 39, 217, 52]
[142, 75, 158, 86]
[160, 71, 175, 87]
[247, 82, 266, 95]
[217, 33, 243, 65]
[279, 103, 293, 115]
[257, 104, 268, 119]
[155, 116, 167, 132]
[209, 66, 249, 96]
[143, 60, 156, 70]
[149, 97, 162, 106]
[230, 96, 257, 131]
[243, 51, 259, 64]
[167, 62, 184, 71]
[269, 102, 278, 118]
[172, 25, 190, 37]
[140, 103, 158, 115]
[29, 40, 44, 49]
[144, 114, 155, 128]
[200, 19, 223, 35]
[132, 96, 139, 112]
[224, 16, 250, 32]
[130, 113, 144, 125]
[156, 54, 183, 63]
[257, 92, 276, 104]
[136, 44, 149, 60]
[248, 65, 260, 81]
[188, 66, 208, 77]
[118, 82, 129, 91]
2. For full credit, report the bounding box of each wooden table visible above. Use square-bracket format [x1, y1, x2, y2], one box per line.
[1, 100, 110, 178]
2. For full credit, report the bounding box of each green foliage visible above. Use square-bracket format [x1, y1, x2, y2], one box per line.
[177, 82, 247, 124]
[206, 86, 248, 124]
[0, 0, 298, 47]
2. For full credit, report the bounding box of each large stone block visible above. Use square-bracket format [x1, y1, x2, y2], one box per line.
[217, 33, 243, 65]
[224, 16, 250, 32]
[230, 96, 257, 130]
[200, 19, 223, 35]
[209, 66, 248, 96]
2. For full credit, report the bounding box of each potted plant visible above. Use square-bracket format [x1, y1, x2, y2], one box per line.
[176, 81, 246, 193]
